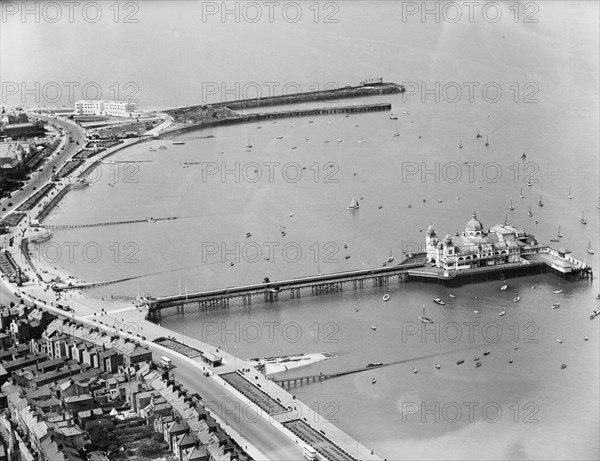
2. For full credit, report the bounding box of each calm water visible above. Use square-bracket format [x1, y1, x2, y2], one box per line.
[15, 2, 600, 459]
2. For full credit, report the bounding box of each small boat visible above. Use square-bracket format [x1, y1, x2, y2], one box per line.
[230, 262, 234, 266]
[521, 152, 527, 160]
[538, 195, 543, 207]
[323, 138, 330, 143]
[149, 147, 157, 151]
[435, 363, 441, 369]
[568, 187, 573, 199]
[509, 359, 514, 364]
[276, 135, 283, 139]
[281, 231, 286, 236]
[419, 306, 433, 324]
[485, 136, 489, 147]
[289, 212, 293, 217]
[581, 210, 587, 225]
[499, 311, 506, 316]
[587, 237, 595, 255]
[552, 303, 560, 309]
[553, 289, 563, 294]
[159, 145, 167, 150]
[474, 357, 480, 361]
[371, 325, 377, 330]
[337, 139, 342, 143]
[584, 336, 589, 341]
[371, 378, 377, 384]
[449, 294, 456, 298]
[412, 367, 418, 374]
[514, 345, 519, 350]
[345, 255, 350, 259]
[378, 205, 383, 209]
[483, 350, 490, 356]
[172, 141, 185, 145]
[475, 362, 481, 368]
[556, 339, 563, 344]
[383, 294, 390, 302]
[433, 298, 445, 306]
[557, 224, 563, 238]
[402, 110, 410, 115]
[393, 129, 400, 137]
[457, 359, 464, 365]
[561, 363, 567, 369]
[387, 249, 394, 263]
[245, 232, 252, 238]
[347, 197, 359, 210]
[473, 310, 479, 314]
[514, 297, 520, 302]
[527, 181, 533, 187]
[389, 114, 398, 120]
[357, 137, 366, 144]
[500, 284, 508, 291]
[550, 239, 560, 243]
[520, 187, 525, 199]
[459, 140, 463, 149]
[476, 131, 482, 139]
[509, 199, 514, 210]
[245, 139, 252, 148]
[528, 203, 533, 217]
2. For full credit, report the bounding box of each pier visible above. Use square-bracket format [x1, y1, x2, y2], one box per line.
[142, 245, 592, 322]
[145, 258, 423, 322]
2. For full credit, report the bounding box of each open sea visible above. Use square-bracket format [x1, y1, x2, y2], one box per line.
[7, 2, 599, 459]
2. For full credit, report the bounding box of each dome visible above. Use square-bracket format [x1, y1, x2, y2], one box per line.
[466, 212, 483, 232]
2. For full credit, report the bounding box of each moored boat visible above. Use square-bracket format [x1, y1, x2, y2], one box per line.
[347, 197, 359, 210]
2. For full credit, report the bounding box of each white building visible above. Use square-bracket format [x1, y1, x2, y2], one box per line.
[74, 100, 136, 117]
[425, 212, 538, 271]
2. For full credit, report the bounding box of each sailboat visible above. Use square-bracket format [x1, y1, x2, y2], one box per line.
[476, 131, 482, 139]
[587, 237, 595, 255]
[509, 199, 515, 210]
[347, 197, 359, 210]
[357, 137, 366, 144]
[568, 187, 573, 199]
[393, 128, 400, 137]
[419, 306, 433, 324]
[387, 249, 394, 264]
[485, 136, 489, 147]
[528, 203, 533, 217]
[581, 210, 587, 225]
[520, 187, 524, 199]
[245, 138, 252, 148]
[557, 224, 563, 238]
[538, 195, 543, 207]
[459, 140, 463, 149]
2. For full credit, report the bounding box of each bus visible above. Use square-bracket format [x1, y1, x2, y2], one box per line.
[160, 356, 173, 368]
[303, 445, 317, 460]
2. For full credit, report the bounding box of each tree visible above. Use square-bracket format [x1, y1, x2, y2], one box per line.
[136, 439, 162, 457]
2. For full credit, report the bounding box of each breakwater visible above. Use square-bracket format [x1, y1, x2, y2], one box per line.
[160, 103, 392, 138]
[212, 82, 404, 110]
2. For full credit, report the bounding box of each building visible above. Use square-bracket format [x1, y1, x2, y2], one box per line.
[425, 212, 538, 271]
[74, 100, 136, 117]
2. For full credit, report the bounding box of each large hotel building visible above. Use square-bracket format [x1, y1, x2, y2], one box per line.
[74, 100, 136, 117]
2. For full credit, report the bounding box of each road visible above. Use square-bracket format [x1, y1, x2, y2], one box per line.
[1, 114, 86, 215]
[159, 348, 306, 460]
